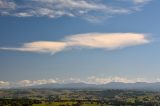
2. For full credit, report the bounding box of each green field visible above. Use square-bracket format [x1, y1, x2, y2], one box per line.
[1, 89, 160, 106]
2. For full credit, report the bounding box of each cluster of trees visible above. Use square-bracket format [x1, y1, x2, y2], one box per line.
[1, 99, 160, 106]
[48, 99, 160, 106]
[59, 102, 81, 106]
[1, 89, 160, 106]
[0, 99, 41, 106]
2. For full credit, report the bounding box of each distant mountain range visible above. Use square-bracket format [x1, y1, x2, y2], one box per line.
[27, 82, 160, 91]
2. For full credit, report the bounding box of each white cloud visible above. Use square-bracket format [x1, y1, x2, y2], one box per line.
[65, 33, 150, 50]
[135, 78, 150, 82]
[62, 77, 87, 83]
[1, 77, 160, 88]
[0, 0, 16, 9]
[116, 0, 151, 4]
[0, 0, 152, 22]
[45, 77, 148, 84]
[0, 81, 10, 88]
[86, 76, 157, 84]
[32, 0, 106, 10]
[19, 79, 57, 87]
[87, 76, 133, 84]
[0, 33, 150, 54]
[0, 41, 67, 54]
[133, 0, 151, 4]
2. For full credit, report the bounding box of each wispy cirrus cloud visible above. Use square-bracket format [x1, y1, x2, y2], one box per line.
[0, 33, 150, 54]
[116, 0, 151, 4]
[133, 0, 151, 4]
[0, 0, 152, 22]
[0, 0, 16, 9]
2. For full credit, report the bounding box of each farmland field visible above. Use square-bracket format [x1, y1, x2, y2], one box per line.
[1, 89, 160, 106]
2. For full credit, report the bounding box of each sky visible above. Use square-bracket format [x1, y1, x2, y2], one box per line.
[0, 0, 160, 88]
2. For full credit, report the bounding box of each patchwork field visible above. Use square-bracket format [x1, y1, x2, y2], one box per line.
[1, 89, 160, 106]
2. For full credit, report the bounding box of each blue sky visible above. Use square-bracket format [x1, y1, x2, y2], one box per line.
[0, 0, 160, 88]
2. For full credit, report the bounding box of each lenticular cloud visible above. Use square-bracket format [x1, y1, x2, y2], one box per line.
[0, 33, 150, 54]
